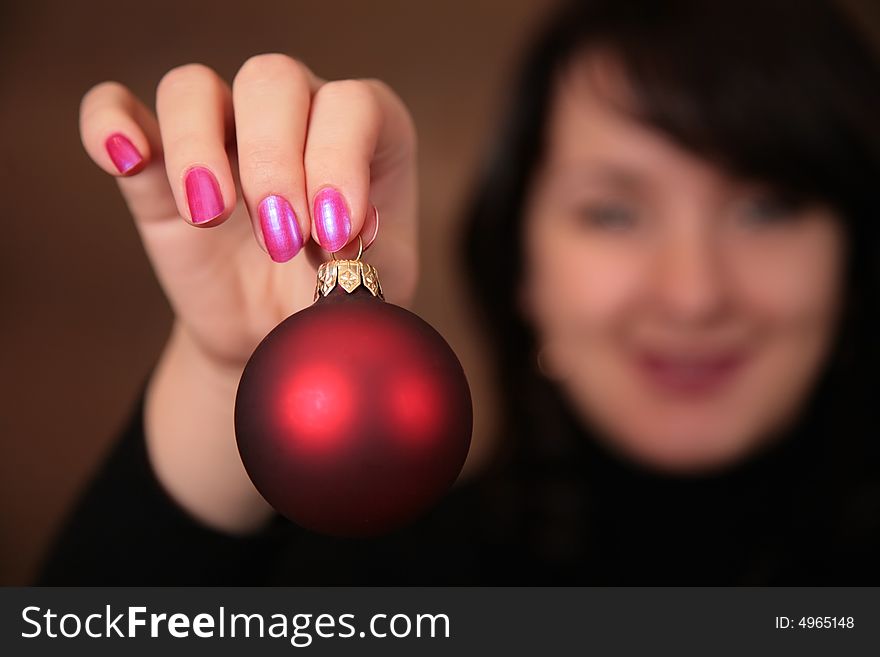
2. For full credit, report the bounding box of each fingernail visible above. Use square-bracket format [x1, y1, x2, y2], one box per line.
[313, 186, 351, 252]
[105, 132, 143, 174]
[259, 195, 303, 262]
[184, 166, 224, 224]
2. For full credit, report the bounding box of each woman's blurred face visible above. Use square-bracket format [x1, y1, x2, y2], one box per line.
[521, 57, 845, 473]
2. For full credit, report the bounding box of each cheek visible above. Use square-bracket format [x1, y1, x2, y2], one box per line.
[524, 222, 646, 336]
[732, 226, 843, 329]
[726, 227, 844, 432]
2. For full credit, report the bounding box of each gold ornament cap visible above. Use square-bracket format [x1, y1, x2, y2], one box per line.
[313, 233, 385, 301]
[314, 258, 384, 301]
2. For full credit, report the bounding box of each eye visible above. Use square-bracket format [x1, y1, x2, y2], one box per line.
[737, 191, 805, 226]
[577, 202, 638, 230]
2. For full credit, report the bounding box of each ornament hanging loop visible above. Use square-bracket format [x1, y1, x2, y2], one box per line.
[363, 204, 380, 252]
[332, 234, 364, 261]
[330, 204, 379, 261]
[317, 207, 384, 301]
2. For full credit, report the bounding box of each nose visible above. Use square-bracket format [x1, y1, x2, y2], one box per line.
[650, 226, 729, 325]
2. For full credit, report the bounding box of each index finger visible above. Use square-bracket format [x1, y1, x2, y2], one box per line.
[305, 78, 418, 256]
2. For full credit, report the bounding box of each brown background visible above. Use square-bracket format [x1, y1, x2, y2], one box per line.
[0, 0, 553, 585]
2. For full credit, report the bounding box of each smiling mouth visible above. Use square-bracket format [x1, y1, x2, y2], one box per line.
[635, 349, 748, 396]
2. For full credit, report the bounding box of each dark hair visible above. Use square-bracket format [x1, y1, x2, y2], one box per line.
[460, 0, 880, 582]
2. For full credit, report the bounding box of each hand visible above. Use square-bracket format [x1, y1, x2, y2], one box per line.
[79, 54, 419, 533]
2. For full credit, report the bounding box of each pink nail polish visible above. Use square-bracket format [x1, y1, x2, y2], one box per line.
[105, 132, 143, 174]
[184, 166, 224, 224]
[313, 187, 351, 252]
[259, 195, 303, 262]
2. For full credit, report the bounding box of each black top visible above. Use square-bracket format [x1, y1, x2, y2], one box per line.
[36, 383, 880, 585]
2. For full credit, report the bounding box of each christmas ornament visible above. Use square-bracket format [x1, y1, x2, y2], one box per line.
[234, 230, 473, 537]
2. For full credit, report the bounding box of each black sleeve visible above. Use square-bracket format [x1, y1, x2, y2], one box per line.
[35, 383, 294, 585]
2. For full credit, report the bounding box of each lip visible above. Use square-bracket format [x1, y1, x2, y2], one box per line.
[635, 349, 748, 396]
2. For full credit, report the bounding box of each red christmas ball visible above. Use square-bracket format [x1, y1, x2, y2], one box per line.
[234, 262, 472, 537]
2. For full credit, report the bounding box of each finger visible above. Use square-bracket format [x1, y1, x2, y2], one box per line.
[304, 79, 416, 255]
[156, 63, 236, 227]
[232, 54, 323, 263]
[80, 81, 150, 176]
[80, 81, 179, 225]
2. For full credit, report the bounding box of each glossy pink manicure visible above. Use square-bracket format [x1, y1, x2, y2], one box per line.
[184, 166, 224, 224]
[313, 186, 351, 252]
[105, 132, 143, 174]
[259, 195, 303, 262]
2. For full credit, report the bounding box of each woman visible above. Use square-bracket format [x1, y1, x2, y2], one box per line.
[38, 0, 880, 584]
